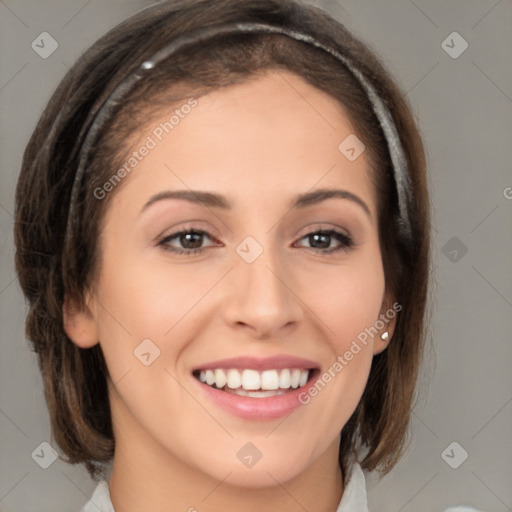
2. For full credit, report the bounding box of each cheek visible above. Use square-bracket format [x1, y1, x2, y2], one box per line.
[295, 251, 385, 420]
[92, 255, 209, 437]
[93, 259, 212, 372]
[298, 249, 385, 349]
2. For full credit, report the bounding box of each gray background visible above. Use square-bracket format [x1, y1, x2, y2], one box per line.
[0, 0, 511, 511]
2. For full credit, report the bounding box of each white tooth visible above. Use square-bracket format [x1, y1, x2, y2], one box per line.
[226, 369, 242, 389]
[278, 369, 291, 389]
[214, 369, 227, 389]
[260, 370, 279, 390]
[203, 368, 309, 391]
[290, 369, 301, 388]
[205, 370, 215, 386]
[241, 369, 260, 390]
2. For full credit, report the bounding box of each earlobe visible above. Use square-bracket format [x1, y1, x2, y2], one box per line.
[373, 330, 391, 355]
[62, 294, 99, 348]
[373, 295, 398, 355]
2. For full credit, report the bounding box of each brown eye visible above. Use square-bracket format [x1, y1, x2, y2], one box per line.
[158, 229, 217, 256]
[296, 229, 353, 254]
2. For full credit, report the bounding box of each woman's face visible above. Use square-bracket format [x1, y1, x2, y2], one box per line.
[70, 70, 394, 487]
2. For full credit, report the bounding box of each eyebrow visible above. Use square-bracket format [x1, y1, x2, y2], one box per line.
[141, 188, 371, 219]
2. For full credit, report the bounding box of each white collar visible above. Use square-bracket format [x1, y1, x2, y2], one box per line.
[80, 461, 368, 512]
[337, 460, 369, 512]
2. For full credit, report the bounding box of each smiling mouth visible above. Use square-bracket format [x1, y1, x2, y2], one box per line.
[192, 368, 317, 398]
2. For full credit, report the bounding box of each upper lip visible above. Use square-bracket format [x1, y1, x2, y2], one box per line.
[192, 355, 320, 372]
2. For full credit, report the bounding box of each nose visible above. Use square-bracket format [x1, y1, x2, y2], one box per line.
[222, 242, 303, 340]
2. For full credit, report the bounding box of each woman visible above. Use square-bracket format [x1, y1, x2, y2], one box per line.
[14, 0, 434, 510]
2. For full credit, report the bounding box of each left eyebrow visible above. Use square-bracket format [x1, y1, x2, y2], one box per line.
[292, 188, 372, 220]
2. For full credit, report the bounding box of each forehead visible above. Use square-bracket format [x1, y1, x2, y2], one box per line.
[106, 69, 376, 217]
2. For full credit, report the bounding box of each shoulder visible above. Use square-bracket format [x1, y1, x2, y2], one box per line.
[80, 480, 115, 512]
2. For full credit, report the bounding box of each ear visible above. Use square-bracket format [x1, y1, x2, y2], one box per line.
[62, 293, 99, 348]
[372, 291, 399, 355]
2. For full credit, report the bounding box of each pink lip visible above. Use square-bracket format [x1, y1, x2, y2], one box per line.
[193, 378, 316, 420]
[192, 355, 320, 372]
[191, 355, 321, 420]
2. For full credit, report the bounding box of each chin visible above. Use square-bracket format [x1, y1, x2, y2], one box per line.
[196, 450, 311, 489]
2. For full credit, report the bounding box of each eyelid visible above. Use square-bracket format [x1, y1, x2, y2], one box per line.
[157, 228, 220, 250]
[155, 221, 221, 243]
[294, 222, 351, 239]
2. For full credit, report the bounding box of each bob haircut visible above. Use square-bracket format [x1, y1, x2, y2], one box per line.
[14, 0, 430, 480]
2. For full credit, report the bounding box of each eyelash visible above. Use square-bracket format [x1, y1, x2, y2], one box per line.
[157, 227, 354, 257]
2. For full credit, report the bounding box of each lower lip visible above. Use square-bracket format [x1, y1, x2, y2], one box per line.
[192, 371, 320, 420]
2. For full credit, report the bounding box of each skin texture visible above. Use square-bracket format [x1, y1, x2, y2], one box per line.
[64, 70, 395, 512]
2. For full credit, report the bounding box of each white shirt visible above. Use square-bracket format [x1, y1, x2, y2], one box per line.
[80, 460, 369, 512]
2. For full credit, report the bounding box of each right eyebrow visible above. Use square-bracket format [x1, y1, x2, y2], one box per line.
[141, 190, 231, 214]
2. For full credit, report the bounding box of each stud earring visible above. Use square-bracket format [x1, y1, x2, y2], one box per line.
[380, 331, 389, 341]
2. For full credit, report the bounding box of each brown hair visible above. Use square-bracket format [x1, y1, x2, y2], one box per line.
[14, 0, 430, 480]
